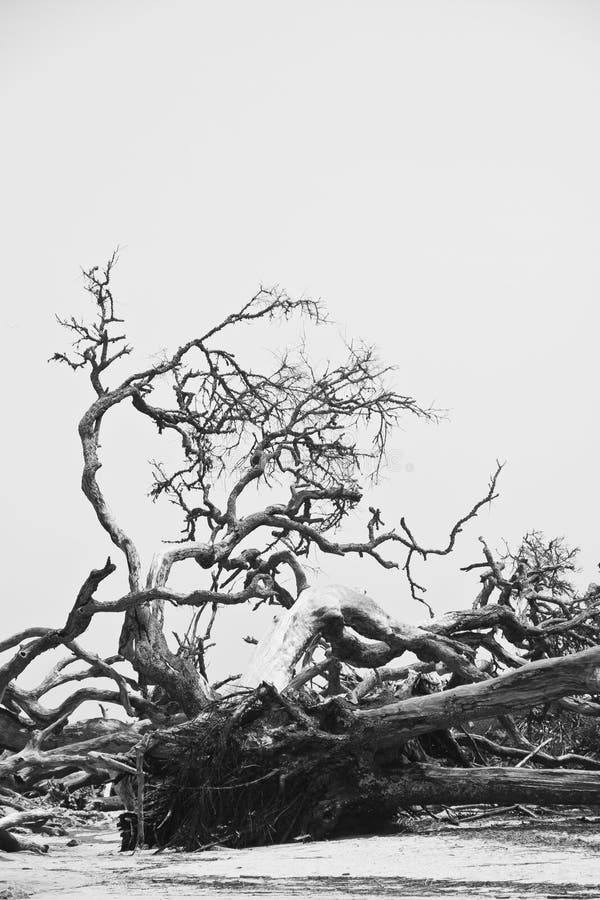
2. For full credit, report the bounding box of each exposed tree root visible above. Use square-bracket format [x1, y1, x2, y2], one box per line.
[132, 680, 600, 850]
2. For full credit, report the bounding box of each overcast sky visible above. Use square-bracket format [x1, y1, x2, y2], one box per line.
[1, 0, 599, 687]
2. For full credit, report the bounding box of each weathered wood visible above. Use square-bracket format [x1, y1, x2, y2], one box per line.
[312, 764, 600, 837]
[0, 712, 147, 754]
[243, 585, 482, 690]
[371, 764, 600, 809]
[0, 559, 116, 702]
[0, 729, 141, 783]
[356, 645, 600, 746]
[455, 731, 600, 769]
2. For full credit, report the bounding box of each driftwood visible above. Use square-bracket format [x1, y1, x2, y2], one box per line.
[135, 652, 600, 848]
[359, 766, 600, 812]
[3, 258, 600, 851]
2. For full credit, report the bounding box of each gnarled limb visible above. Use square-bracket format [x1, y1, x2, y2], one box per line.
[0, 725, 144, 785]
[243, 585, 482, 690]
[5, 684, 158, 726]
[0, 713, 148, 755]
[0, 558, 116, 702]
[0, 628, 53, 653]
[349, 661, 441, 703]
[455, 731, 600, 769]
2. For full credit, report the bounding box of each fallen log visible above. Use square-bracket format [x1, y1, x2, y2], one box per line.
[351, 765, 600, 816]
[244, 585, 483, 690]
[356, 645, 600, 746]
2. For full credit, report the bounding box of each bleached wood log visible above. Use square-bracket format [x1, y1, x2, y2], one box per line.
[243, 584, 482, 690]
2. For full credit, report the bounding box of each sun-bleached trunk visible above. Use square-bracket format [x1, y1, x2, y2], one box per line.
[243, 584, 483, 689]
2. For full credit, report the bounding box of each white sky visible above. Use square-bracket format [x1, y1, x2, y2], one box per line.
[1, 0, 599, 693]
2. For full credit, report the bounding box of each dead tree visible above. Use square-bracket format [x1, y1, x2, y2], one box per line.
[2, 254, 600, 848]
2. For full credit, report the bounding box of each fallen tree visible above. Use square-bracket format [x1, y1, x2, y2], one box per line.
[2, 254, 600, 850]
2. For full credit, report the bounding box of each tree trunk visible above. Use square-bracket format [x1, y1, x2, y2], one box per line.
[361, 765, 600, 812]
[243, 584, 483, 689]
[357, 645, 600, 746]
[317, 764, 600, 837]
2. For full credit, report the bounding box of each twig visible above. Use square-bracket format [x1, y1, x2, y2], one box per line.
[459, 804, 520, 823]
[515, 737, 552, 768]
